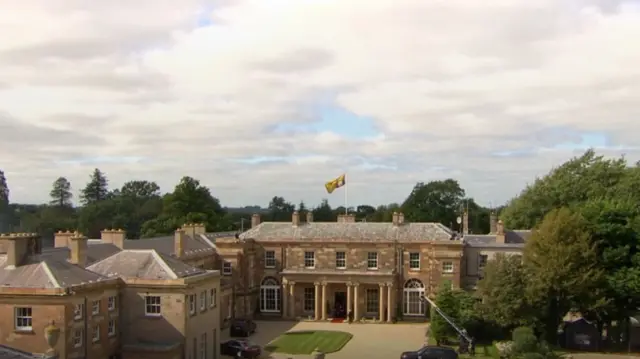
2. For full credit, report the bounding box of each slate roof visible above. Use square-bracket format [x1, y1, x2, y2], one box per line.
[87, 250, 206, 280]
[122, 235, 213, 255]
[0, 345, 54, 359]
[238, 222, 454, 241]
[0, 254, 108, 289]
[463, 230, 531, 248]
[41, 243, 121, 265]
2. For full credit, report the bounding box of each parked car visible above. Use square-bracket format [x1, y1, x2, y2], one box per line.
[220, 339, 262, 358]
[400, 346, 459, 359]
[229, 318, 257, 337]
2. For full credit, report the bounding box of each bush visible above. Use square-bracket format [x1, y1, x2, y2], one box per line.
[512, 327, 539, 354]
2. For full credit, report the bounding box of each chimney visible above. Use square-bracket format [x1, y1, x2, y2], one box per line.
[1, 233, 37, 269]
[462, 210, 469, 235]
[392, 212, 399, 226]
[292, 211, 300, 227]
[251, 214, 261, 228]
[306, 212, 313, 223]
[68, 232, 88, 267]
[337, 214, 356, 223]
[54, 230, 73, 248]
[489, 212, 498, 234]
[397, 212, 405, 225]
[496, 220, 506, 243]
[101, 229, 126, 249]
[193, 223, 206, 235]
[181, 223, 195, 238]
[174, 229, 186, 258]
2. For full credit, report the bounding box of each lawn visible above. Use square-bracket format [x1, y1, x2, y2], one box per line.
[264, 330, 353, 355]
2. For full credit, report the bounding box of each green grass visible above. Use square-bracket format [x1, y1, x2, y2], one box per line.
[264, 330, 353, 354]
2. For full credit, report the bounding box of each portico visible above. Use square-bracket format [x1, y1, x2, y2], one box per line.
[280, 270, 395, 322]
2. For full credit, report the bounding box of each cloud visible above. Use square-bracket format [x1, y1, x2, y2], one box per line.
[1, 0, 639, 209]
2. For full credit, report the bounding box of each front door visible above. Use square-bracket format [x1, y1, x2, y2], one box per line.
[334, 292, 346, 318]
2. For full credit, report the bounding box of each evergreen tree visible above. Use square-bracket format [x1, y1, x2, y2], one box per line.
[49, 177, 73, 207]
[80, 168, 109, 205]
[0, 169, 8, 207]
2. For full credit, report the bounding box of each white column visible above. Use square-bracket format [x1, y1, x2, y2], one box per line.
[346, 282, 352, 314]
[289, 281, 296, 318]
[321, 281, 327, 320]
[281, 280, 288, 318]
[387, 282, 393, 323]
[353, 283, 360, 321]
[314, 281, 321, 320]
[378, 283, 385, 321]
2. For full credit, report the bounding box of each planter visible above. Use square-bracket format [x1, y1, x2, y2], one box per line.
[44, 321, 60, 354]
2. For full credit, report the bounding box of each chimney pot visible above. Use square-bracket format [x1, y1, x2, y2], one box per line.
[1, 233, 37, 269]
[397, 212, 405, 225]
[392, 212, 399, 226]
[100, 229, 126, 249]
[292, 211, 300, 227]
[251, 214, 261, 228]
[69, 233, 88, 267]
[54, 230, 73, 248]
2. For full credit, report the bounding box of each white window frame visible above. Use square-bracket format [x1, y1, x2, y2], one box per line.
[210, 288, 217, 308]
[189, 294, 196, 315]
[107, 296, 116, 311]
[303, 287, 315, 312]
[200, 333, 207, 359]
[367, 252, 378, 269]
[260, 278, 281, 313]
[73, 329, 83, 348]
[264, 250, 276, 268]
[335, 251, 346, 269]
[108, 319, 116, 337]
[403, 279, 426, 316]
[200, 291, 207, 311]
[304, 251, 315, 269]
[74, 303, 84, 320]
[365, 288, 379, 313]
[409, 252, 420, 270]
[478, 254, 488, 269]
[91, 300, 100, 315]
[222, 262, 232, 275]
[92, 324, 100, 342]
[145, 296, 162, 316]
[442, 261, 454, 273]
[15, 307, 32, 331]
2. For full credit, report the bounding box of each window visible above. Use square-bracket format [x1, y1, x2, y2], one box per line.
[303, 287, 315, 312]
[403, 279, 426, 316]
[222, 262, 232, 275]
[145, 296, 161, 316]
[365, 288, 379, 313]
[91, 300, 100, 315]
[92, 324, 100, 342]
[304, 251, 315, 268]
[478, 254, 488, 269]
[74, 303, 84, 320]
[210, 288, 217, 308]
[108, 320, 116, 337]
[335, 251, 346, 269]
[73, 329, 83, 348]
[200, 291, 207, 311]
[442, 261, 454, 273]
[367, 252, 378, 269]
[108, 296, 116, 311]
[14, 307, 32, 331]
[409, 252, 420, 270]
[189, 294, 196, 314]
[259, 277, 281, 312]
[264, 250, 276, 268]
[200, 333, 207, 359]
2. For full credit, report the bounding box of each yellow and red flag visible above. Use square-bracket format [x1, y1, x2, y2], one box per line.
[324, 174, 346, 194]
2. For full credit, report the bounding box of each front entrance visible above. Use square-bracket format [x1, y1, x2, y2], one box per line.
[333, 291, 346, 318]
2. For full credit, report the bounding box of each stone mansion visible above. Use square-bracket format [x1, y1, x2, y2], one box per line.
[0, 211, 528, 358]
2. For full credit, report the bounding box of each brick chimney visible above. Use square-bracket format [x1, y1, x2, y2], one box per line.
[392, 212, 399, 226]
[489, 212, 498, 234]
[251, 214, 261, 228]
[1, 233, 37, 269]
[306, 212, 313, 223]
[174, 229, 186, 258]
[397, 212, 405, 225]
[68, 232, 88, 267]
[182, 223, 206, 237]
[496, 220, 506, 243]
[462, 210, 469, 235]
[292, 211, 300, 227]
[54, 230, 74, 248]
[100, 229, 126, 249]
[337, 214, 356, 223]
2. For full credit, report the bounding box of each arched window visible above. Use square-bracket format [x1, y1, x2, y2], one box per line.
[259, 277, 281, 313]
[403, 279, 426, 316]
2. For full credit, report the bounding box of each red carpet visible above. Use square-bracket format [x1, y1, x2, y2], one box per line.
[330, 318, 344, 323]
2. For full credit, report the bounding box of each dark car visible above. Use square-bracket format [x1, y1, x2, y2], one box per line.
[229, 318, 257, 337]
[220, 339, 262, 358]
[400, 346, 459, 359]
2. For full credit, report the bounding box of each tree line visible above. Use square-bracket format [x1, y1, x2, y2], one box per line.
[0, 168, 495, 240]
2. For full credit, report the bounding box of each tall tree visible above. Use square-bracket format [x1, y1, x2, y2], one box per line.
[267, 196, 295, 221]
[0, 170, 8, 207]
[49, 177, 73, 207]
[401, 179, 465, 226]
[80, 168, 109, 205]
[120, 180, 160, 199]
[312, 199, 335, 222]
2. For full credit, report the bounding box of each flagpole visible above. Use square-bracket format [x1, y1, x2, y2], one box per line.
[344, 173, 348, 215]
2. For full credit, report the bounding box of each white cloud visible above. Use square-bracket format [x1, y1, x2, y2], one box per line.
[1, 0, 639, 209]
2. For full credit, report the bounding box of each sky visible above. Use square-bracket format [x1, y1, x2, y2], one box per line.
[1, 0, 640, 208]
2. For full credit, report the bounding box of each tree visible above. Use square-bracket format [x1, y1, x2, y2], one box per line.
[120, 180, 160, 199]
[80, 168, 109, 205]
[524, 208, 604, 340]
[312, 199, 335, 222]
[0, 170, 8, 207]
[49, 177, 73, 207]
[430, 284, 478, 344]
[267, 196, 295, 221]
[477, 254, 535, 330]
[401, 179, 465, 226]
